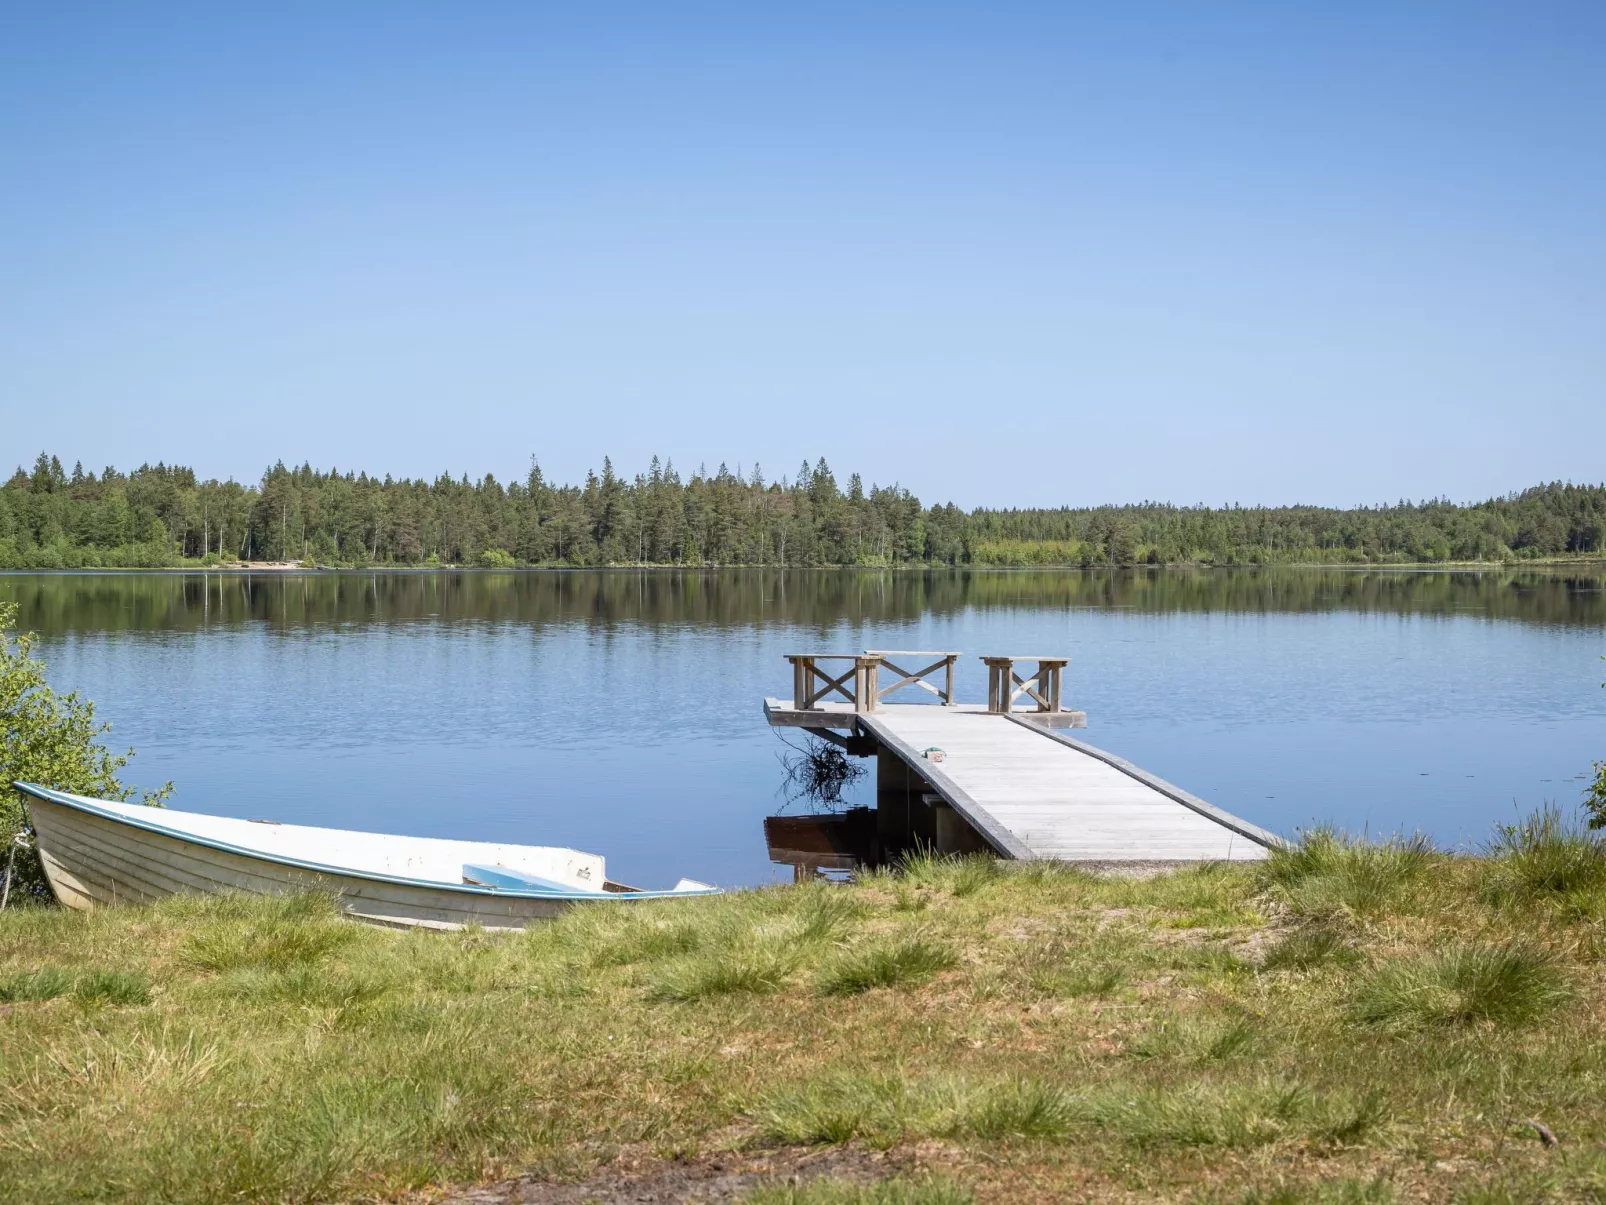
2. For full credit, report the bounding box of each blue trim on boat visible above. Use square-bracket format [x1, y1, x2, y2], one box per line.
[12, 781, 719, 901]
[463, 863, 583, 893]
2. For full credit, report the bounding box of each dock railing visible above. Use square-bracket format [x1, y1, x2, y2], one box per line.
[784, 650, 961, 712]
[865, 650, 960, 707]
[980, 655, 1070, 715]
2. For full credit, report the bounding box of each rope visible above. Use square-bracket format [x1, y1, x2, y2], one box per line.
[0, 830, 33, 912]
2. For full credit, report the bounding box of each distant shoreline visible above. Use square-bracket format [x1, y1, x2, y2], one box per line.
[4, 556, 1604, 575]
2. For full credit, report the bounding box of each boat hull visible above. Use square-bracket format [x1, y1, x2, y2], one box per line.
[30, 795, 595, 930]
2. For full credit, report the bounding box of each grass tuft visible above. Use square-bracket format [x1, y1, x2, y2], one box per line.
[1482, 805, 1606, 903]
[788, 887, 866, 941]
[1017, 934, 1126, 999]
[753, 1074, 1076, 1146]
[1086, 1079, 1379, 1149]
[646, 940, 801, 1002]
[0, 966, 150, 1006]
[1263, 829, 1434, 919]
[180, 892, 356, 971]
[753, 1073, 899, 1145]
[952, 1077, 1077, 1139]
[1260, 926, 1359, 972]
[1352, 942, 1572, 1029]
[742, 1175, 975, 1205]
[71, 969, 153, 1006]
[816, 937, 957, 996]
[0, 965, 74, 1002]
[893, 852, 1001, 898]
[1218, 1178, 1395, 1204]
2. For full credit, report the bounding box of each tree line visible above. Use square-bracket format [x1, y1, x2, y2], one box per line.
[2, 453, 1602, 569]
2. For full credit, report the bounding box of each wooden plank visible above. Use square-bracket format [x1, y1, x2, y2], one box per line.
[1002, 715, 1286, 850]
[857, 707, 1273, 863]
[855, 713, 1035, 860]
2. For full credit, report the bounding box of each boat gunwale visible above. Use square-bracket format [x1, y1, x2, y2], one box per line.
[13, 781, 718, 902]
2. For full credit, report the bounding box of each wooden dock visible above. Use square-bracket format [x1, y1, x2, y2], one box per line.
[764, 652, 1279, 865]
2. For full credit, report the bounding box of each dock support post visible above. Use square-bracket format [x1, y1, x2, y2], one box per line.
[875, 739, 936, 857]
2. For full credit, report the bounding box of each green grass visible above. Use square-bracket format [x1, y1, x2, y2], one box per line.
[1260, 926, 1360, 972]
[1481, 804, 1606, 903]
[0, 965, 73, 1002]
[70, 968, 152, 1006]
[178, 890, 356, 970]
[3, 815, 1606, 1203]
[1351, 941, 1572, 1029]
[816, 936, 957, 995]
[1262, 828, 1435, 919]
[743, 1175, 975, 1204]
[0, 965, 150, 1006]
[1212, 1179, 1395, 1204]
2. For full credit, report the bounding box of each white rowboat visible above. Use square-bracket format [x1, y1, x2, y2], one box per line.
[16, 782, 717, 930]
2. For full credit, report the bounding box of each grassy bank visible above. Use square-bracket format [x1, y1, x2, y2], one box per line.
[4, 826, 1606, 1204]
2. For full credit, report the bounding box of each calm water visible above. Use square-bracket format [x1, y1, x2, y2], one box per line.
[4, 569, 1604, 888]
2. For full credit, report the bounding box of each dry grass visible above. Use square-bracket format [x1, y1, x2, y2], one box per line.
[2, 829, 1606, 1203]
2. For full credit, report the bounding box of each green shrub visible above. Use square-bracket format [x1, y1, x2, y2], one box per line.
[1, 601, 171, 899]
[1586, 761, 1606, 830]
[1352, 942, 1571, 1029]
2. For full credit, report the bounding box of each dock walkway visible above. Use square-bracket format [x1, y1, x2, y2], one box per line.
[765, 676, 1278, 863]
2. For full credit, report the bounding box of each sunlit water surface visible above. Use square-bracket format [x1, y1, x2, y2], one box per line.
[3, 569, 1602, 888]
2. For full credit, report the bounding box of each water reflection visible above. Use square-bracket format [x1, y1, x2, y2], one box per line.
[4, 565, 1604, 634]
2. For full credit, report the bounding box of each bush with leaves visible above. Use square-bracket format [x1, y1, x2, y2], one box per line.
[1588, 657, 1606, 831]
[1, 601, 169, 901]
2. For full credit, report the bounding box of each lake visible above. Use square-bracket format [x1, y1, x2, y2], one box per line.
[3, 568, 1603, 888]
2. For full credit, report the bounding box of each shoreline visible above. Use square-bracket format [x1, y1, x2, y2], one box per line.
[2, 557, 1604, 575]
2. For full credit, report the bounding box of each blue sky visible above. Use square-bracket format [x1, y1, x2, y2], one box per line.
[2, 3, 1602, 508]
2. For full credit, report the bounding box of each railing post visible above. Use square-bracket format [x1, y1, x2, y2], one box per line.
[1036, 658, 1068, 712]
[980, 655, 1069, 713]
[944, 655, 956, 706]
[789, 655, 809, 710]
[786, 654, 819, 710]
[981, 657, 1012, 713]
[854, 654, 882, 712]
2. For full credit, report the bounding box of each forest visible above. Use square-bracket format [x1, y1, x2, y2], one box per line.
[1, 452, 1602, 569]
